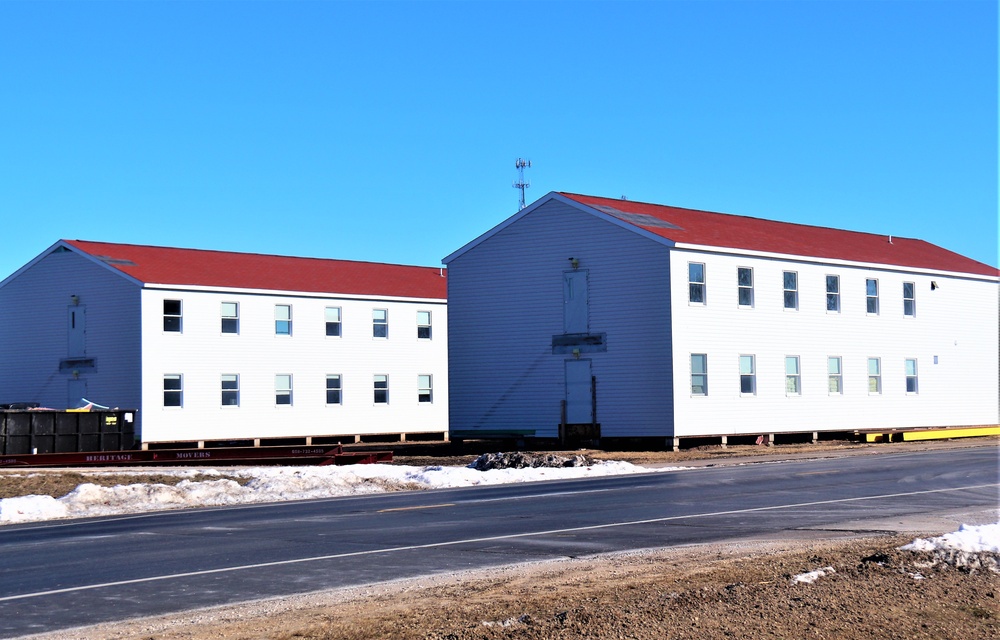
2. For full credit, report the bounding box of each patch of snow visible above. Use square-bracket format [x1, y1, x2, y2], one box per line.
[0, 461, 686, 525]
[790, 566, 835, 584]
[900, 523, 1000, 574]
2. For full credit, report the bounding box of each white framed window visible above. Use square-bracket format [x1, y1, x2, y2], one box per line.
[737, 267, 754, 307]
[690, 354, 707, 396]
[325, 307, 342, 337]
[905, 359, 918, 394]
[785, 356, 801, 395]
[867, 358, 881, 394]
[417, 311, 432, 339]
[275, 305, 292, 336]
[828, 357, 842, 394]
[275, 374, 292, 405]
[903, 282, 916, 316]
[418, 375, 433, 403]
[688, 263, 706, 304]
[739, 355, 756, 395]
[866, 279, 879, 315]
[326, 374, 342, 404]
[783, 271, 798, 310]
[163, 300, 182, 332]
[374, 375, 388, 403]
[373, 309, 388, 338]
[163, 374, 183, 407]
[221, 302, 239, 334]
[826, 275, 840, 312]
[221, 374, 239, 406]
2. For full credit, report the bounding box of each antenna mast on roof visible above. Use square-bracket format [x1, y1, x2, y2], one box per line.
[513, 158, 531, 210]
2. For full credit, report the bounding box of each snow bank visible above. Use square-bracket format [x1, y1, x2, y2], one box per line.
[900, 523, 1000, 573]
[1, 460, 681, 525]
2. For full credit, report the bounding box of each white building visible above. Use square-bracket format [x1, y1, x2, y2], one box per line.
[443, 192, 999, 445]
[0, 240, 448, 446]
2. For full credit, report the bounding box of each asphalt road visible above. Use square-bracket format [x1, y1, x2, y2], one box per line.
[1, 446, 997, 638]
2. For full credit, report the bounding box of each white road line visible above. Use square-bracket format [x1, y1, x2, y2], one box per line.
[1, 482, 995, 604]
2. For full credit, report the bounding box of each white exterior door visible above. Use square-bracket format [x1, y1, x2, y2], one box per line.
[563, 270, 589, 334]
[565, 359, 593, 423]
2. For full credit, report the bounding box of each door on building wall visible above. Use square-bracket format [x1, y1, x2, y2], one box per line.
[67, 306, 86, 357]
[563, 270, 589, 334]
[68, 379, 88, 409]
[565, 359, 593, 424]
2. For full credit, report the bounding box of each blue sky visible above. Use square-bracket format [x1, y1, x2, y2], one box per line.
[1, 0, 996, 279]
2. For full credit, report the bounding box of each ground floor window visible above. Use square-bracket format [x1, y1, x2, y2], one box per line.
[867, 358, 881, 394]
[418, 375, 432, 403]
[221, 374, 239, 406]
[163, 374, 183, 407]
[828, 357, 842, 394]
[374, 375, 388, 403]
[905, 359, 918, 393]
[275, 374, 293, 405]
[739, 355, 756, 395]
[326, 375, 342, 404]
[690, 354, 707, 395]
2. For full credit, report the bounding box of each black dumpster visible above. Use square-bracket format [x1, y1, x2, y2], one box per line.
[0, 410, 136, 454]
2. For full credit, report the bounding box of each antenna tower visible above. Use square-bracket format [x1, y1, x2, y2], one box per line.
[513, 158, 531, 210]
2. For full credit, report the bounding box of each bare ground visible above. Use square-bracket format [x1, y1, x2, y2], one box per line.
[10, 437, 1000, 640]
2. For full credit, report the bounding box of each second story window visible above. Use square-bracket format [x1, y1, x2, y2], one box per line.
[373, 309, 388, 338]
[866, 279, 879, 315]
[325, 307, 342, 337]
[221, 302, 239, 334]
[275, 305, 292, 335]
[903, 282, 916, 316]
[826, 275, 840, 312]
[689, 263, 706, 304]
[417, 311, 432, 339]
[783, 271, 798, 310]
[737, 267, 754, 307]
[163, 300, 182, 332]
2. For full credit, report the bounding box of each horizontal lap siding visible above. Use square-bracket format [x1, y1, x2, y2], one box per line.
[448, 201, 673, 438]
[0, 251, 142, 419]
[671, 250, 999, 435]
[140, 291, 448, 443]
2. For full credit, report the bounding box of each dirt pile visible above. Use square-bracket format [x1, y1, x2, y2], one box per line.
[468, 451, 593, 471]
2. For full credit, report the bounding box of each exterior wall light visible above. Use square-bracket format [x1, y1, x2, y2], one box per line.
[569, 257, 579, 269]
[71, 294, 80, 305]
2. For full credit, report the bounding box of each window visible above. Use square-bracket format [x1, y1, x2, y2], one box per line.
[417, 310, 432, 339]
[325, 307, 342, 337]
[326, 374, 342, 404]
[905, 359, 918, 393]
[374, 375, 388, 403]
[275, 374, 292, 405]
[785, 356, 801, 395]
[783, 271, 798, 310]
[866, 279, 879, 315]
[903, 282, 916, 316]
[221, 302, 239, 334]
[275, 305, 292, 335]
[163, 300, 182, 332]
[163, 374, 183, 407]
[828, 357, 843, 394]
[826, 275, 840, 312]
[221, 374, 239, 406]
[688, 263, 705, 304]
[867, 358, 881, 394]
[739, 355, 756, 395]
[690, 354, 707, 395]
[373, 309, 388, 338]
[737, 267, 754, 307]
[418, 375, 432, 403]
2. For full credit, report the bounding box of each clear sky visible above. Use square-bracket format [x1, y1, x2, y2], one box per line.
[1, 0, 996, 280]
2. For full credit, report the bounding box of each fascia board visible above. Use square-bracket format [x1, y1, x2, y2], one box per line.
[141, 283, 447, 304]
[0, 240, 144, 290]
[672, 242, 1000, 283]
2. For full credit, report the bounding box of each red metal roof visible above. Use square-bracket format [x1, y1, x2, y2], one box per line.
[560, 193, 998, 277]
[64, 240, 447, 299]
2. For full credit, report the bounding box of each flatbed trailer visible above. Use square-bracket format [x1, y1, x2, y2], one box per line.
[0, 444, 392, 468]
